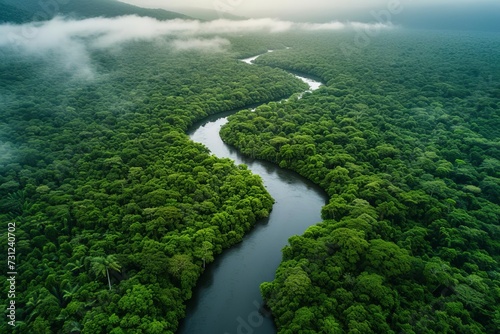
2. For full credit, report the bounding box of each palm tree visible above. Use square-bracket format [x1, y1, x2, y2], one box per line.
[68, 321, 82, 334]
[62, 283, 80, 303]
[90, 255, 121, 290]
[65, 257, 85, 275]
[24, 291, 42, 323]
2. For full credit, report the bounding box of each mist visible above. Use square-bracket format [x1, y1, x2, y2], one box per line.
[172, 37, 230, 52]
[0, 93, 14, 167]
[0, 15, 393, 78]
[119, 0, 500, 31]
[0, 142, 14, 166]
[0, 16, 393, 49]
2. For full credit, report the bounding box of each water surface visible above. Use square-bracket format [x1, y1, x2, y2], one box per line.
[178, 53, 326, 334]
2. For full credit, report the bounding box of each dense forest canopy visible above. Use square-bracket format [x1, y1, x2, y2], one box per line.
[0, 29, 309, 332]
[221, 30, 500, 333]
[0, 0, 190, 24]
[0, 1, 499, 331]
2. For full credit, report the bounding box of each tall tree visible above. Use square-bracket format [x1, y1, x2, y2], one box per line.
[90, 255, 121, 290]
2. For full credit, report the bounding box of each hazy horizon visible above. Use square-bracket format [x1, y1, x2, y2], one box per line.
[119, 0, 500, 31]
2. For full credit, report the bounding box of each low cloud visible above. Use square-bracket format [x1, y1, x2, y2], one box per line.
[298, 22, 347, 31]
[172, 37, 230, 52]
[0, 15, 393, 78]
[0, 141, 14, 167]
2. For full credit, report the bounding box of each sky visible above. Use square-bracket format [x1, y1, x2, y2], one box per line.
[119, 0, 477, 12]
[119, 0, 500, 30]
[118, 0, 496, 17]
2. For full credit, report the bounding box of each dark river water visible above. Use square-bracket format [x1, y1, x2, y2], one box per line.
[177, 53, 327, 334]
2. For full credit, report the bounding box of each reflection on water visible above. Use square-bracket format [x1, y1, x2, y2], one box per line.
[178, 52, 326, 334]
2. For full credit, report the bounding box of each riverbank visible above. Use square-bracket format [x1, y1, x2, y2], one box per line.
[178, 52, 327, 334]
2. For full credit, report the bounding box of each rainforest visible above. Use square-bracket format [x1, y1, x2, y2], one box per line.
[0, 1, 499, 333]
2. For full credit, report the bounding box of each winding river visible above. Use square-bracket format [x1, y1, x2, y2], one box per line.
[177, 52, 327, 334]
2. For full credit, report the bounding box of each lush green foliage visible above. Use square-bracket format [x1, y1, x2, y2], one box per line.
[61, 0, 190, 21]
[0, 37, 307, 332]
[0, 0, 190, 24]
[0, 2, 31, 23]
[1, 14, 499, 332]
[221, 31, 500, 333]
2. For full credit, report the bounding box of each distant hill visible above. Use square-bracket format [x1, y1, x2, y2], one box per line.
[0, 0, 191, 24]
[0, 2, 31, 23]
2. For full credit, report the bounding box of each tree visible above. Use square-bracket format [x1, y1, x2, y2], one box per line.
[118, 285, 154, 316]
[194, 241, 214, 269]
[365, 239, 411, 278]
[327, 228, 369, 266]
[283, 266, 312, 297]
[322, 316, 343, 334]
[90, 255, 122, 290]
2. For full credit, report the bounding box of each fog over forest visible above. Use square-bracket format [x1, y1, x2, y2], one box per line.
[0, 15, 391, 78]
[120, 0, 500, 31]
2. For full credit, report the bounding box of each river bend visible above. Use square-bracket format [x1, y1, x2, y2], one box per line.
[177, 52, 327, 334]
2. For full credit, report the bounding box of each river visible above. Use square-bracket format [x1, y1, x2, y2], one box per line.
[177, 51, 326, 334]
